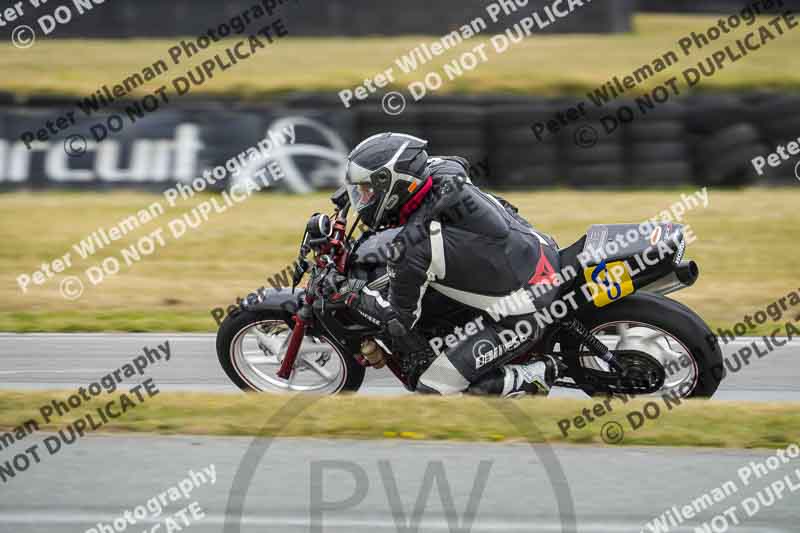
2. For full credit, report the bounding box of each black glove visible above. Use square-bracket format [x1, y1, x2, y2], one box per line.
[321, 275, 368, 313]
[345, 287, 394, 328]
[343, 284, 431, 356]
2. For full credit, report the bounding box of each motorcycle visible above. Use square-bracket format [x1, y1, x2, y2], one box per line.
[216, 186, 723, 398]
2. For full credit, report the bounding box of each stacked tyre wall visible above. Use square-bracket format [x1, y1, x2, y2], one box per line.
[640, 0, 800, 14]
[9, 0, 632, 37]
[299, 92, 800, 188]
[1, 92, 798, 190]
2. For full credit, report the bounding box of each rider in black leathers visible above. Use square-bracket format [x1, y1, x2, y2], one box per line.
[339, 132, 563, 397]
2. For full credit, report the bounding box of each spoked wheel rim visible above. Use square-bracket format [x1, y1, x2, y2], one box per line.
[579, 321, 699, 398]
[230, 319, 348, 393]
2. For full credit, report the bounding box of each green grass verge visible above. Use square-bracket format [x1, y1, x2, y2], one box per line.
[1, 188, 799, 333]
[6, 14, 800, 98]
[0, 310, 215, 333]
[1, 392, 798, 449]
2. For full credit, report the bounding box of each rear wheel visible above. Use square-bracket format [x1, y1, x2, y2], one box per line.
[216, 309, 365, 393]
[561, 293, 723, 398]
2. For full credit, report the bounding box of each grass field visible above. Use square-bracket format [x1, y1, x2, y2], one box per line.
[1, 391, 798, 449]
[1, 188, 798, 333]
[5, 15, 800, 99]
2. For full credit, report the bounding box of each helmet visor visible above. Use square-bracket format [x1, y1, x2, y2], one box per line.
[345, 159, 389, 227]
[346, 182, 378, 213]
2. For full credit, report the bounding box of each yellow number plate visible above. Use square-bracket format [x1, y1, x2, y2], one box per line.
[583, 260, 634, 307]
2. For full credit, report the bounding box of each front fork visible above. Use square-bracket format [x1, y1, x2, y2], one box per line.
[276, 299, 417, 391]
[276, 303, 314, 380]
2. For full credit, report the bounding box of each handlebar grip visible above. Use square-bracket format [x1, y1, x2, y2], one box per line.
[306, 237, 329, 247]
[326, 301, 349, 311]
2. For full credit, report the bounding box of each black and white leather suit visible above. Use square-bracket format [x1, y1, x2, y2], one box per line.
[352, 156, 561, 394]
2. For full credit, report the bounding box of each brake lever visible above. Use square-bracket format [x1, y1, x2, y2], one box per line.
[291, 258, 309, 293]
[291, 229, 312, 294]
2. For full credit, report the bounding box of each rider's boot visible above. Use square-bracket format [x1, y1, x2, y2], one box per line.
[467, 355, 565, 398]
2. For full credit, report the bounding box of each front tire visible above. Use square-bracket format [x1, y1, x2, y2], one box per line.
[216, 309, 365, 394]
[563, 292, 724, 398]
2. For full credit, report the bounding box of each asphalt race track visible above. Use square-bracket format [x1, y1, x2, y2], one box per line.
[1, 436, 798, 533]
[1, 333, 799, 400]
[2, 333, 799, 533]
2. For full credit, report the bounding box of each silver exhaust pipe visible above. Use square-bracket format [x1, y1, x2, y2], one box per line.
[642, 261, 699, 296]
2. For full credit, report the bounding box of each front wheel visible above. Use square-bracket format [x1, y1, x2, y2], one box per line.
[561, 292, 724, 398]
[216, 309, 365, 393]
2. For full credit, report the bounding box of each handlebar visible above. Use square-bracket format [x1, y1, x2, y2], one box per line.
[306, 237, 330, 248]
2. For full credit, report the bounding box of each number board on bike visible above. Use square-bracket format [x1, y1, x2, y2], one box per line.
[583, 259, 634, 307]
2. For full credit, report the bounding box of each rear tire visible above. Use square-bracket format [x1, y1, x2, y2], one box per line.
[563, 292, 724, 398]
[216, 309, 365, 394]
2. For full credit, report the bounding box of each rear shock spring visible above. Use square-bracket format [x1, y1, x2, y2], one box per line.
[563, 317, 622, 372]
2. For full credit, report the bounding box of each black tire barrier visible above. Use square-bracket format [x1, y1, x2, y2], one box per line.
[415, 95, 488, 107]
[502, 124, 562, 150]
[628, 162, 692, 187]
[420, 105, 486, 127]
[500, 104, 572, 152]
[420, 106, 487, 180]
[506, 124, 562, 146]
[701, 142, 771, 186]
[586, 100, 687, 121]
[489, 104, 557, 145]
[622, 120, 684, 143]
[2, 92, 800, 191]
[684, 95, 744, 135]
[488, 104, 556, 124]
[566, 143, 624, 165]
[641, 0, 800, 13]
[12, 0, 631, 38]
[697, 124, 761, 159]
[741, 95, 800, 123]
[23, 95, 85, 108]
[357, 107, 426, 140]
[573, 119, 626, 145]
[692, 124, 765, 186]
[629, 142, 689, 163]
[491, 163, 561, 189]
[493, 144, 559, 166]
[566, 163, 627, 187]
[426, 129, 484, 148]
[762, 117, 800, 145]
[632, 101, 687, 121]
[489, 146, 560, 189]
[434, 145, 486, 169]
